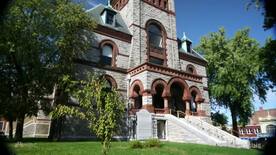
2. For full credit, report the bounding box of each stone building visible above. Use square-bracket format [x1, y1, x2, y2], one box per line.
[2, 0, 249, 148]
[82, 0, 211, 119]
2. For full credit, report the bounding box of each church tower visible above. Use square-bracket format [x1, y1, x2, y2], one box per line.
[110, 0, 179, 69]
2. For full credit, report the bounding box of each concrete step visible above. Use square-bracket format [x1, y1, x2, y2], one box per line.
[164, 114, 249, 148]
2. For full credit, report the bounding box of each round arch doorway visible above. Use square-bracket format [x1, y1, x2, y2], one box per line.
[170, 83, 185, 115]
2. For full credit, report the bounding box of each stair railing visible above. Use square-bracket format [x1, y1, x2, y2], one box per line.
[186, 116, 248, 147]
[176, 110, 186, 118]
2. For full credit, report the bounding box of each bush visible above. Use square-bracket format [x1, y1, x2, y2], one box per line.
[144, 139, 161, 148]
[130, 140, 143, 149]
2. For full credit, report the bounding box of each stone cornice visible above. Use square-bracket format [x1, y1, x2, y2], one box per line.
[128, 62, 203, 83]
[94, 25, 132, 43]
[74, 59, 127, 74]
[142, 0, 175, 16]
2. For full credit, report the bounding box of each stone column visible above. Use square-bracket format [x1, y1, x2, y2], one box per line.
[142, 90, 154, 113]
[163, 97, 169, 114]
[185, 101, 190, 116]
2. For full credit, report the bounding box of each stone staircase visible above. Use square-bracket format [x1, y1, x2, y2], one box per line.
[165, 114, 249, 148]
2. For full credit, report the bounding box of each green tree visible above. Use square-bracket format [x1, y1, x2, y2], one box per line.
[260, 39, 276, 88]
[197, 28, 268, 137]
[0, 0, 96, 141]
[211, 111, 228, 128]
[52, 73, 125, 155]
[248, 0, 276, 29]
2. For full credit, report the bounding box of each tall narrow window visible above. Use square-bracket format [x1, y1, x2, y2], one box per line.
[106, 12, 114, 25]
[148, 24, 162, 48]
[164, 0, 167, 9]
[102, 44, 113, 66]
[153, 84, 164, 109]
[190, 92, 197, 112]
[146, 20, 167, 66]
[134, 86, 142, 109]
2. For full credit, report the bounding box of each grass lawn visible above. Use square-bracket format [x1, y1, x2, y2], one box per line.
[10, 141, 261, 155]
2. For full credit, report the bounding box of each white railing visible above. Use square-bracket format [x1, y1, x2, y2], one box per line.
[185, 116, 249, 148]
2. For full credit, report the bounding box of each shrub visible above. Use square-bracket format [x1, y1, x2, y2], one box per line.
[130, 140, 143, 149]
[144, 139, 161, 148]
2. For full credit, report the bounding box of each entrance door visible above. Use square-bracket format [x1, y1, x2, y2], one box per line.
[170, 83, 185, 115]
[157, 120, 166, 139]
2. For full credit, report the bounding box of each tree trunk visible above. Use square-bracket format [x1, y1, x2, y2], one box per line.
[15, 113, 25, 141]
[8, 118, 13, 140]
[230, 106, 239, 137]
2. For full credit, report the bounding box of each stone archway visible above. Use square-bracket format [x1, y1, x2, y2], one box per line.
[166, 77, 191, 115]
[151, 79, 167, 110]
[129, 80, 144, 110]
[189, 86, 205, 115]
[104, 74, 118, 89]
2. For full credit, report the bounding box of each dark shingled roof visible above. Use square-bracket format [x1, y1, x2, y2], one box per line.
[86, 4, 131, 35]
[177, 38, 207, 62]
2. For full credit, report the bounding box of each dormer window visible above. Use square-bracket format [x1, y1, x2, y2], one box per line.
[101, 8, 116, 26]
[187, 41, 192, 53]
[106, 11, 115, 25]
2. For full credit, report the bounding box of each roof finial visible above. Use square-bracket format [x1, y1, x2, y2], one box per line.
[108, 0, 111, 6]
[182, 32, 187, 40]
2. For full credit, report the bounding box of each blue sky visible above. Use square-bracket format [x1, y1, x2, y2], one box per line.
[84, 0, 276, 116]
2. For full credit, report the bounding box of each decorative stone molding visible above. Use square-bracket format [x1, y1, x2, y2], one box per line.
[142, 0, 175, 16]
[166, 77, 191, 101]
[111, 0, 129, 11]
[151, 79, 167, 95]
[104, 74, 118, 89]
[129, 79, 144, 98]
[189, 86, 205, 103]
[94, 25, 132, 43]
[128, 62, 203, 83]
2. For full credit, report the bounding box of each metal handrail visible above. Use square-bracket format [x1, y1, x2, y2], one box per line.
[177, 110, 186, 118]
[187, 117, 247, 146]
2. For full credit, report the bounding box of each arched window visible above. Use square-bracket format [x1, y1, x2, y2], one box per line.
[187, 67, 194, 74]
[103, 79, 113, 92]
[134, 85, 143, 109]
[148, 24, 162, 48]
[190, 91, 197, 112]
[153, 84, 164, 109]
[104, 75, 117, 90]
[146, 20, 167, 66]
[100, 40, 118, 67]
[170, 83, 184, 112]
[186, 64, 196, 74]
[102, 44, 113, 65]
